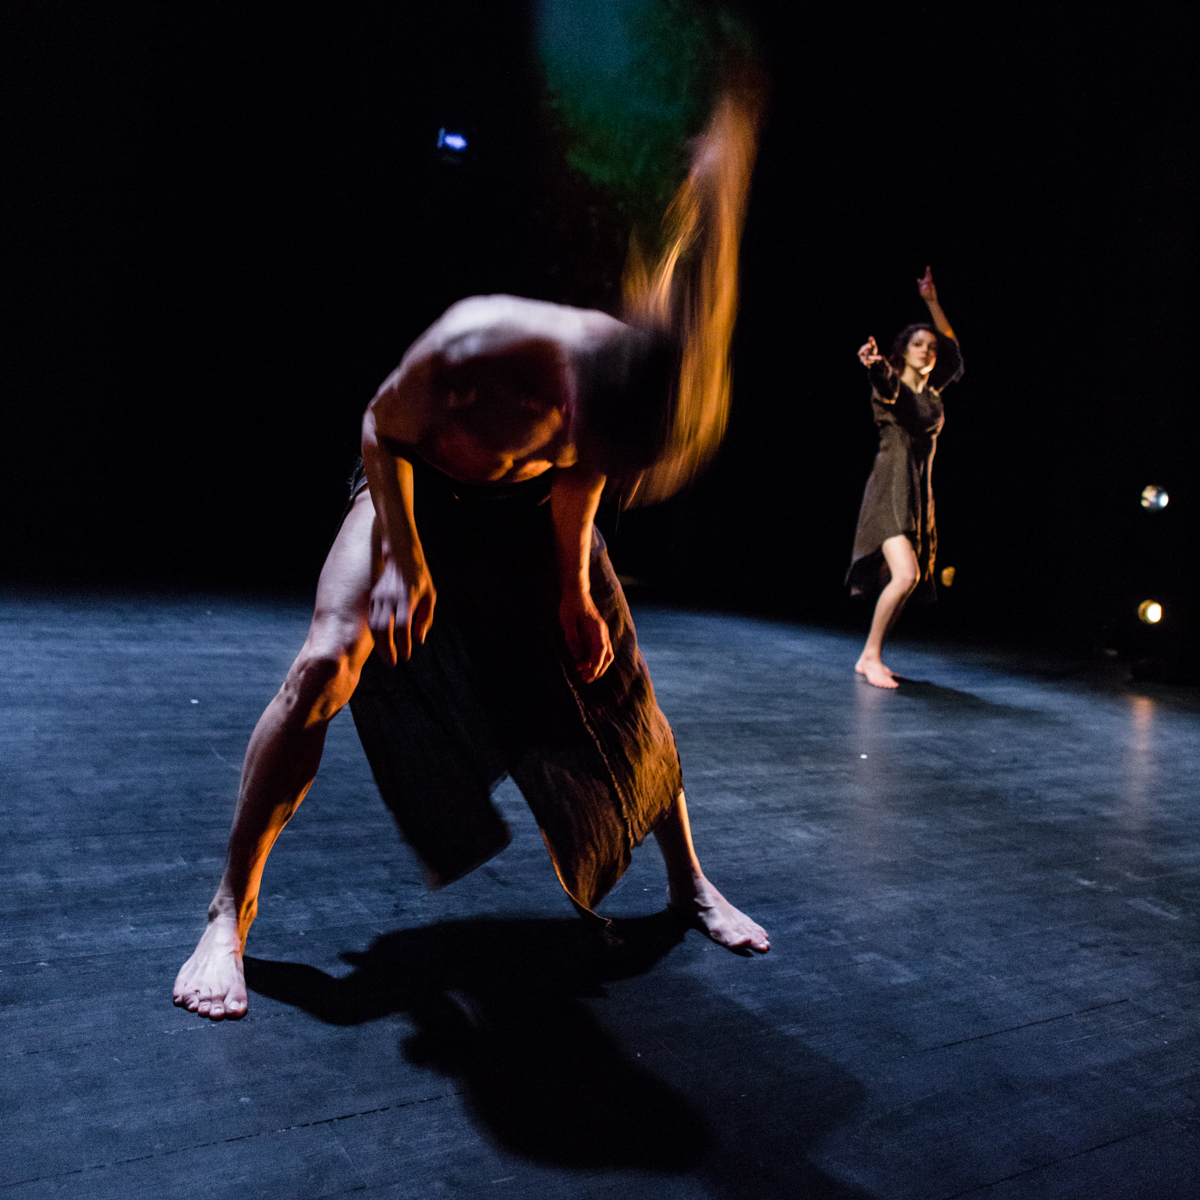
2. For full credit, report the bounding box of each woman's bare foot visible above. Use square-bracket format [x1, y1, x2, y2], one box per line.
[173, 914, 248, 1020]
[669, 875, 770, 953]
[856, 656, 899, 689]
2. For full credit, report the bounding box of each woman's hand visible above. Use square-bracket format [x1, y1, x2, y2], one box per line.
[857, 336, 883, 367]
[917, 265, 938, 305]
[559, 589, 614, 684]
[917, 265, 956, 338]
[367, 556, 437, 667]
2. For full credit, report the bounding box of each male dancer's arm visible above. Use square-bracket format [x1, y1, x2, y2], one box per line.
[552, 465, 615, 683]
[361, 354, 440, 666]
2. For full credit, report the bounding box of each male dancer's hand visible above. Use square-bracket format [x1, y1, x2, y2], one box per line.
[368, 557, 437, 666]
[560, 591, 614, 683]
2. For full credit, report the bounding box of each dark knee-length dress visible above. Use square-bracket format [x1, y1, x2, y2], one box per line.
[846, 338, 963, 602]
[345, 457, 682, 923]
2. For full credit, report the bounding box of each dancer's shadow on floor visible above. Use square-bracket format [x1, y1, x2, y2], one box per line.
[894, 677, 1045, 718]
[247, 913, 700, 1171]
[246, 914, 872, 1197]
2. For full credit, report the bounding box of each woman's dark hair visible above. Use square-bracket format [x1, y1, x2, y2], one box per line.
[887, 323, 938, 370]
[575, 324, 682, 481]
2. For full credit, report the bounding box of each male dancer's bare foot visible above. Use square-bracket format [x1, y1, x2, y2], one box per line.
[173, 914, 247, 1020]
[856, 656, 899, 689]
[669, 875, 770, 954]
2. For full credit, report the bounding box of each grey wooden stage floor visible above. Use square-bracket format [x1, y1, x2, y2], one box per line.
[3, 592, 1199, 1199]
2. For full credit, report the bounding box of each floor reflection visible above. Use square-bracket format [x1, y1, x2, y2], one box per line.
[1119, 694, 1158, 840]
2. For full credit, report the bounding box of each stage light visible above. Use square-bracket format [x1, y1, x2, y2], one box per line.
[1138, 600, 1163, 625]
[939, 566, 956, 587]
[1140, 485, 1169, 510]
[437, 128, 468, 152]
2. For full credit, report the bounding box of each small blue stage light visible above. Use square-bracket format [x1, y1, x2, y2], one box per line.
[437, 129, 468, 152]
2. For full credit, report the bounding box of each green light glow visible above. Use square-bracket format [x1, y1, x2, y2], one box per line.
[537, 0, 751, 222]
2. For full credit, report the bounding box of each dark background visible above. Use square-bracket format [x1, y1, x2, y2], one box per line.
[3, 1, 1195, 663]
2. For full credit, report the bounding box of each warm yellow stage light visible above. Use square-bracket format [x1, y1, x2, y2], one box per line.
[1138, 600, 1163, 625]
[939, 566, 956, 587]
[1141, 485, 1169, 510]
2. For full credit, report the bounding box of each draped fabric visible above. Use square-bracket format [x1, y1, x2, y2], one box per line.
[347, 457, 682, 921]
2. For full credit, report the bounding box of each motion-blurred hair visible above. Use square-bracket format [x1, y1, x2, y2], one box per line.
[606, 64, 765, 506]
[575, 326, 682, 482]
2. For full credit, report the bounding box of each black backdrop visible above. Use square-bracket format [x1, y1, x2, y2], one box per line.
[4, 1, 1195, 660]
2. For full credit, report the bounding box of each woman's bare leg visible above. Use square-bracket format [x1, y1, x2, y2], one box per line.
[173, 491, 379, 1020]
[855, 534, 919, 689]
[654, 792, 769, 953]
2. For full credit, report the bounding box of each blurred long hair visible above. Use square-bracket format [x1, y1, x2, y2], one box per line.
[613, 67, 765, 506]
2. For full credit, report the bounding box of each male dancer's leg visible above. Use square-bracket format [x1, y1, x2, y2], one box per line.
[656, 792, 770, 953]
[173, 490, 378, 1019]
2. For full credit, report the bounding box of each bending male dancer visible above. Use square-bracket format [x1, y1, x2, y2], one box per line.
[174, 86, 768, 1022]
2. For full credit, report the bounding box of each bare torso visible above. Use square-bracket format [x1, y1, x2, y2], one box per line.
[385, 295, 627, 484]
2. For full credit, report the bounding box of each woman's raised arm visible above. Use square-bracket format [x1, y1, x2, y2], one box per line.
[918, 266, 956, 340]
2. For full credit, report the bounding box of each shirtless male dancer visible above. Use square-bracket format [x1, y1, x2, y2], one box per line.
[174, 88, 769, 1021]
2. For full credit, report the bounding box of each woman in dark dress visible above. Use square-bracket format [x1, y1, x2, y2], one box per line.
[847, 268, 963, 688]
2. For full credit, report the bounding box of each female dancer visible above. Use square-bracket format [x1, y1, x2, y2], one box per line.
[848, 268, 963, 688]
[173, 86, 768, 1022]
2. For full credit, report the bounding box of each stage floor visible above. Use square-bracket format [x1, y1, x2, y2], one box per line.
[3, 591, 1199, 1199]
